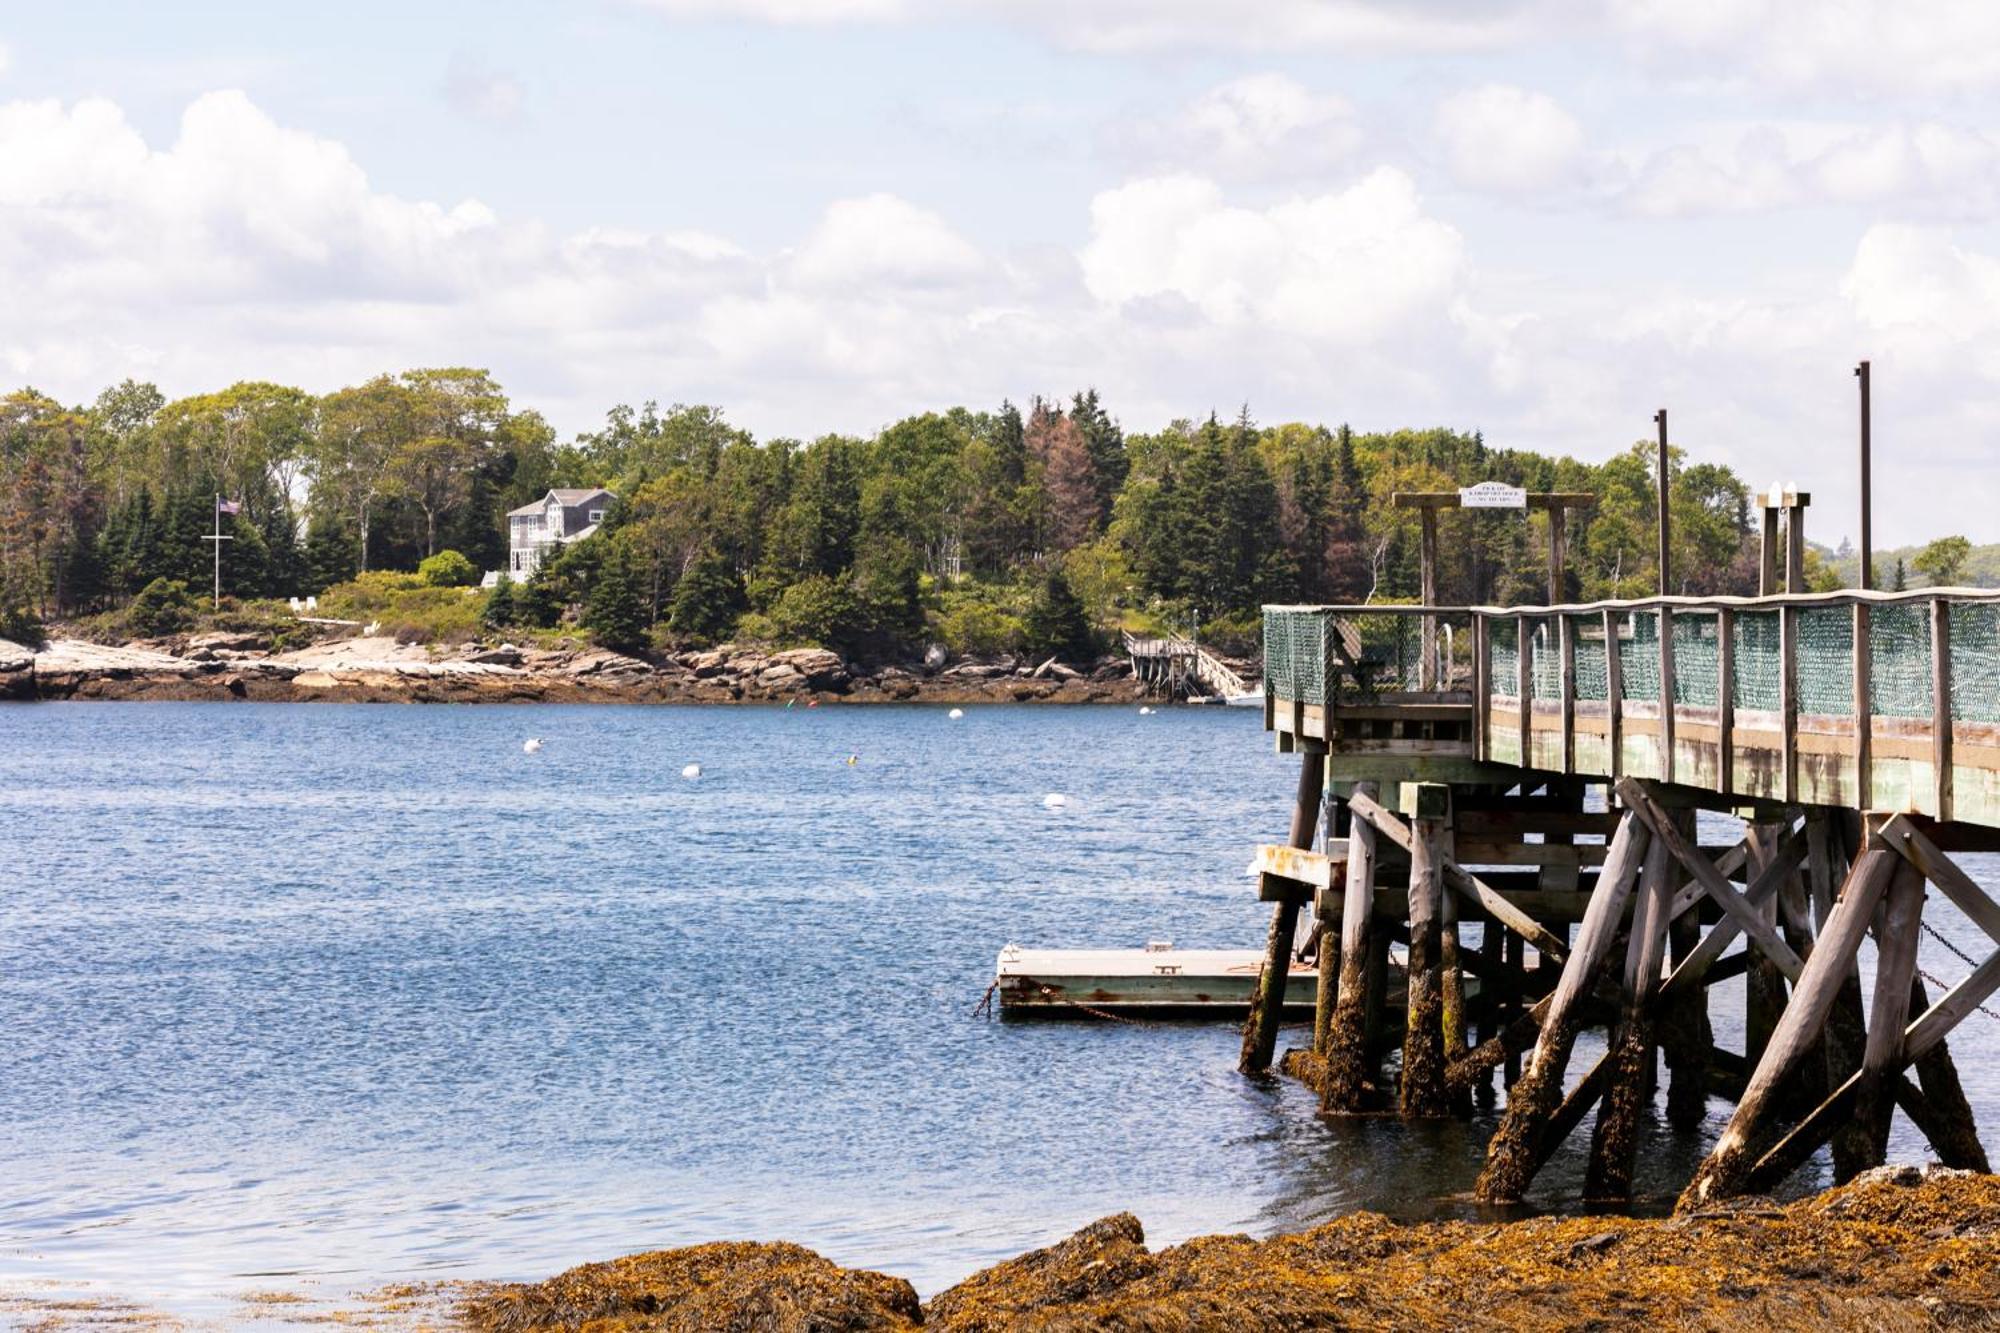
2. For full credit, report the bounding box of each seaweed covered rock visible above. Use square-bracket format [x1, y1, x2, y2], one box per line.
[923, 1214, 1154, 1329]
[461, 1240, 920, 1332]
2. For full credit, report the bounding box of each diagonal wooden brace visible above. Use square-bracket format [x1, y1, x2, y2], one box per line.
[1347, 791, 1570, 963]
[1617, 777, 1803, 981]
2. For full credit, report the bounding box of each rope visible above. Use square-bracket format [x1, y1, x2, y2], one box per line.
[1918, 920, 2000, 1027]
[971, 979, 998, 1019]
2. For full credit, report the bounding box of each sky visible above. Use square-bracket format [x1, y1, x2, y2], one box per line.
[5, 1, 2000, 546]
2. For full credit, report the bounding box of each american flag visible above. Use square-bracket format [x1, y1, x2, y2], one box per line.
[216, 498, 241, 515]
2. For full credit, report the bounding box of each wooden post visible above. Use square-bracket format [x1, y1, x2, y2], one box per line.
[1312, 797, 1346, 1059]
[1656, 408, 1671, 594]
[1717, 606, 1736, 793]
[1518, 614, 1533, 767]
[1658, 606, 1676, 785]
[1549, 507, 1567, 604]
[1933, 597, 1953, 822]
[1239, 753, 1325, 1074]
[1585, 831, 1675, 1199]
[1661, 807, 1710, 1130]
[1679, 848, 1899, 1210]
[1759, 505, 1780, 596]
[1785, 501, 1806, 594]
[1502, 930, 1525, 1086]
[1440, 842, 1470, 1116]
[1854, 861, 1925, 1163]
[1853, 602, 1872, 808]
[1475, 809, 1653, 1203]
[1604, 609, 1624, 780]
[1401, 784, 1451, 1119]
[1781, 603, 1799, 803]
[1743, 824, 1790, 1071]
[1472, 614, 1489, 762]
[1322, 780, 1381, 1113]
[1857, 359, 1873, 590]
[1559, 614, 1576, 776]
[1420, 509, 1439, 690]
[1904, 975, 1992, 1172]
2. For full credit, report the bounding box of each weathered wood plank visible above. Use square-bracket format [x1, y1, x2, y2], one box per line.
[1240, 754, 1325, 1075]
[1322, 780, 1381, 1113]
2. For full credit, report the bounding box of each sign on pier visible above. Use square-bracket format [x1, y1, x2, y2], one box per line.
[1459, 482, 1528, 509]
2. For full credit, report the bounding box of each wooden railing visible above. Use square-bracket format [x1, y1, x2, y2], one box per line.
[1264, 589, 2000, 828]
[1122, 630, 1253, 699]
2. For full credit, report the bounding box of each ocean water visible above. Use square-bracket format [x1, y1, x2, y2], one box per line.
[1, 702, 1995, 1319]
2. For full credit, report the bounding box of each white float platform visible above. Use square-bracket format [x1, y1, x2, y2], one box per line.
[994, 943, 1319, 1016]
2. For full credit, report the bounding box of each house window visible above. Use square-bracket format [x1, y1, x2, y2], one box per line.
[512, 552, 521, 571]
[588, 509, 604, 524]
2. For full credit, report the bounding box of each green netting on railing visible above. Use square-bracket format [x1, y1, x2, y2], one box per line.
[1951, 601, 2000, 723]
[1262, 608, 1329, 705]
[1673, 612, 1720, 706]
[1733, 610, 1781, 711]
[1489, 617, 1518, 694]
[1797, 606, 1854, 715]
[1621, 610, 1661, 701]
[1530, 617, 1563, 699]
[1871, 603, 1933, 719]
[1573, 617, 1609, 701]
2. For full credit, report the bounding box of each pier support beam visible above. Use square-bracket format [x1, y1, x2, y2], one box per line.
[1400, 784, 1451, 1119]
[1475, 807, 1651, 1203]
[1240, 752, 1325, 1074]
[1321, 780, 1381, 1112]
[1585, 831, 1674, 1199]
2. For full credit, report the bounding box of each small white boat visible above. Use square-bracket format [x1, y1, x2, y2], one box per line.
[994, 941, 1316, 1015]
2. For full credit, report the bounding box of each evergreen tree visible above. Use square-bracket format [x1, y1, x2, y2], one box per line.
[303, 512, 358, 593]
[667, 547, 745, 645]
[1022, 569, 1094, 663]
[584, 548, 647, 653]
[1894, 557, 1908, 592]
[483, 574, 517, 630]
[518, 563, 563, 628]
[1069, 388, 1126, 521]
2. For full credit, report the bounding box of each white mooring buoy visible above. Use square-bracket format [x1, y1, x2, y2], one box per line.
[522, 738, 544, 754]
[1043, 792, 1068, 809]
[948, 708, 964, 720]
[682, 763, 702, 780]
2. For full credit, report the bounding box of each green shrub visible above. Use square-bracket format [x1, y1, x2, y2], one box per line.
[319, 576, 485, 644]
[418, 549, 478, 588]
[128, 578, 197, 637]
[937, 598, 1023, 656]
[0, 601, 45, 647]
[668, 549, 745, 646]
[584, 549, 649, 655]
[731, 610, 778, 644]
[770, 574, 856, 647]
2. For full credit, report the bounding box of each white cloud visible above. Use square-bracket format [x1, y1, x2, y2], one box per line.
[785, 194, 985, 293]
[1080, 169, 1465, 342]
[1433, 84, 1585, 194]
[0, 43, 12, 78]
[1609, 0, 2000, 93]
[1622, 122, 2000, 219]
[1116, 74, 1361, 181]
[630, 0, 1542, 53]
[441, 55, 526, 125]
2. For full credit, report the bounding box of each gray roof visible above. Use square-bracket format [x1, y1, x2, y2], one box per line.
[506, 488, 612, 518]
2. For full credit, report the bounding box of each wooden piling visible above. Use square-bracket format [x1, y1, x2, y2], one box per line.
[1679, 847, 1898, 1210]
[1905, 975, 1992, 1173]
[1400, 784, 1451, 1119]
[1854, 861, 1926, 1163]
[1585, 831, 1674, 1199]
[1321, 780, 1381, 1113]
[1240, 753, 1325, 1074]
[1661, 807, 1709, 1130]
[1475, 808, 1652, 1203]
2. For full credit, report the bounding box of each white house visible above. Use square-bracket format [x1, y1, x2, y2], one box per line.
[501, 487, 613, 581]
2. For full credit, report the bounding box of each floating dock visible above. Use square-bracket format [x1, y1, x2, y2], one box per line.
[996, 944, 1319, 1016]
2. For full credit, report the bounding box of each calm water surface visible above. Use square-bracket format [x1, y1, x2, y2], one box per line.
[2, 702, 1995, 1318]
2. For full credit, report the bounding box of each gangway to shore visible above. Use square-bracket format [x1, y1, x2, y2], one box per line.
[1123, 629, 1257, 703]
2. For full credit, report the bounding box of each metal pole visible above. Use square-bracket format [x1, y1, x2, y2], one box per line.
[212, 493, 222, 610]
[1655, 409, 1670, 595]
[1856, 360, 1872, 590]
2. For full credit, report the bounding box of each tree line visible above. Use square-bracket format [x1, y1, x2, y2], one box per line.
[0, 366, 1920, 657]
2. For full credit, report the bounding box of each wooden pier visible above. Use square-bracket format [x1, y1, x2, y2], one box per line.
[1243, 587, 2000, 1206]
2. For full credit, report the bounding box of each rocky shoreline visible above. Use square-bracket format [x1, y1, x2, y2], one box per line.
[455, 1164, 2000, 1331]
[0, 633, 1158, 706]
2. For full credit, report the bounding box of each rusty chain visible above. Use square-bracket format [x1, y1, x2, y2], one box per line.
[1918, 920, 2000, 1026]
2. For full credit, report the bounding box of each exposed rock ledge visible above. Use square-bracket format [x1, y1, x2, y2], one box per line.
[0, 636, 1153, 706]
[460, 1167, 2000, 1332]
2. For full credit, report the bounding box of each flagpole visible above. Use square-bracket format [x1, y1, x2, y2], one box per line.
[213, 493, 222, 609]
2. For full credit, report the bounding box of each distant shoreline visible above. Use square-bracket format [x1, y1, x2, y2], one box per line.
[0, 635, 1162, 706]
